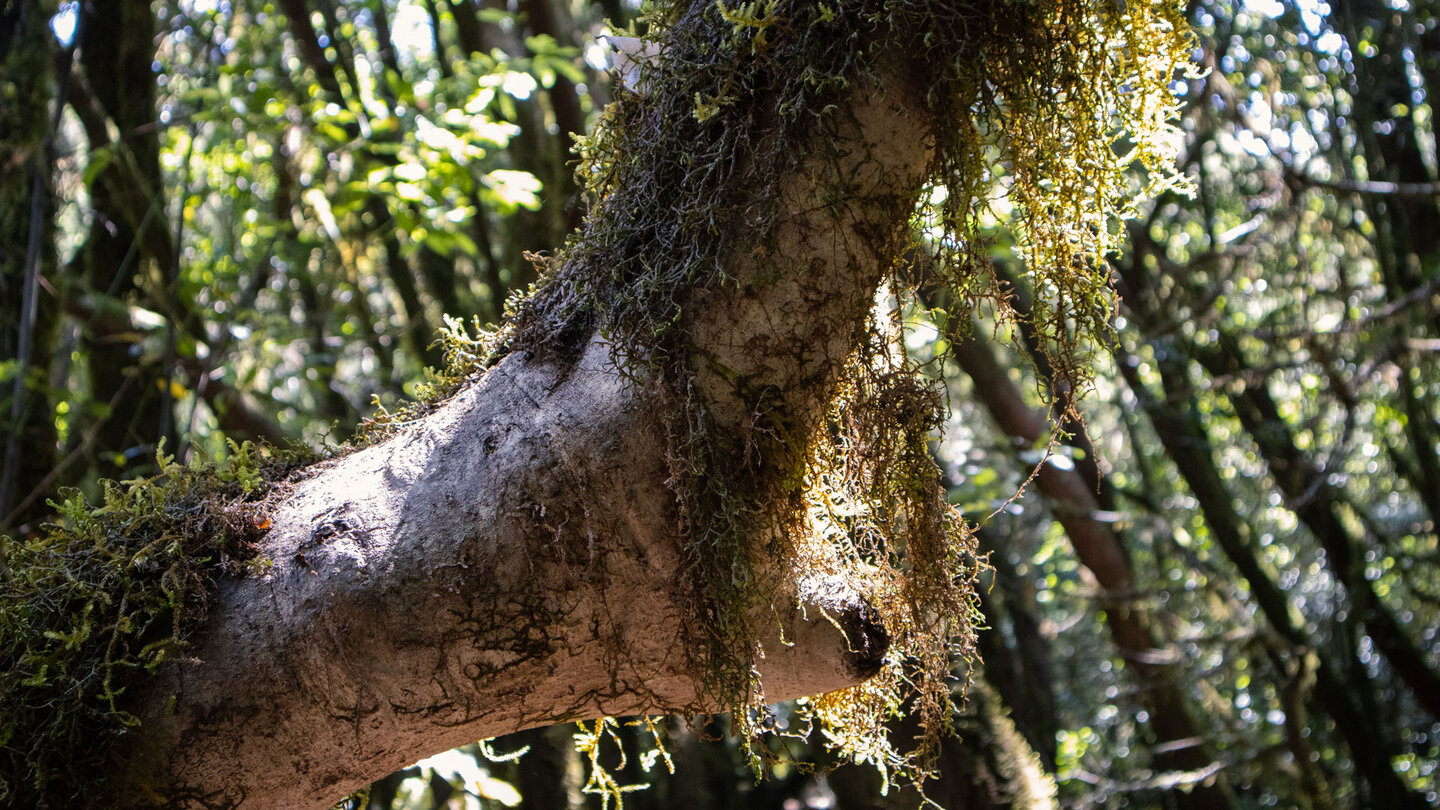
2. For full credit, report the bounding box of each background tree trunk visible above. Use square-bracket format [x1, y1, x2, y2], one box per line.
[0, 0, 61, 534]
[73, 0, 174, 481]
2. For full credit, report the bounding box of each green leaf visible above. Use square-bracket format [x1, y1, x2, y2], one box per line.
[315, 121, 350, 144]
[483, 169, 542, 211]
[83, 145, 113, 186]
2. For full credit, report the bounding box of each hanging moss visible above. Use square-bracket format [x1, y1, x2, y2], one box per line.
[495, 0, 1191, 783]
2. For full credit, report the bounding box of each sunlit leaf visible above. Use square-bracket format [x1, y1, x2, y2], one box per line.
[483, 169, 542, 211]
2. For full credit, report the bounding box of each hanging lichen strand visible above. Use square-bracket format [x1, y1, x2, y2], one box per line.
[500, 0, 1192, 782]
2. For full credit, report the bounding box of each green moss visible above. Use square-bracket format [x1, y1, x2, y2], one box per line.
[0, 441, 312, 807]
[355, 314, 508, 446]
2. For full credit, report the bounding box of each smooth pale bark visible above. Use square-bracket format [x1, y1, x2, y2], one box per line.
[117, 56, 933, 810]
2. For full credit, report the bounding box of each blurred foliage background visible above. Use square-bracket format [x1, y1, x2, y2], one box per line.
[1, 0, 1437, 807]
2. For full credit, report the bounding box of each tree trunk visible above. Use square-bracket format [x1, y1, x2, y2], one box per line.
[74, 0, 174, 480]
[951, 329, 1234, 809]
[113, 15, 932, 809]
[1112, 338, 1429, 809]
[0, 0, 62, 533]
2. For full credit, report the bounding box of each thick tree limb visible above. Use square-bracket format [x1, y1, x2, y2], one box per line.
[115, 41, 931, 810]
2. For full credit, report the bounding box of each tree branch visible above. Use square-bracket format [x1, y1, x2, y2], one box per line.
[112, 26, 931, 810]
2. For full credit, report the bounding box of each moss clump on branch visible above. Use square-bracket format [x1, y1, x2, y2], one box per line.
[0, 441, 309, 807]
[497, 0, 1192, 784]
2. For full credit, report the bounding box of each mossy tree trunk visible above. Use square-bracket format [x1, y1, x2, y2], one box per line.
[40, 0, 1196, 804]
